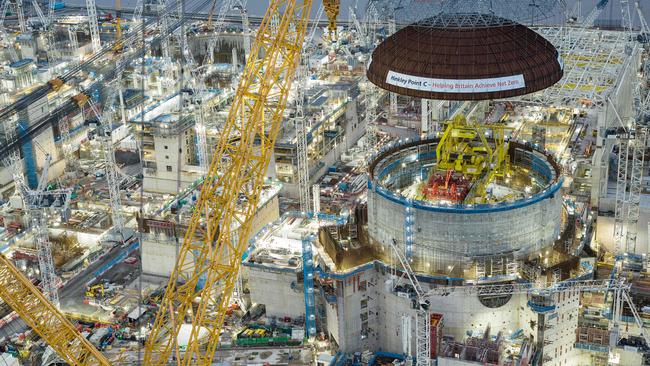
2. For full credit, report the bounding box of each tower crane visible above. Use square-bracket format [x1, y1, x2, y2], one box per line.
[613, 3, 649, 254]
[16, 0, 25, 33]
[132, 0, 143, 23]
[195, 0, 252, 172]
[6, 152, 70, 308]
[583, 0, 610, 27]
[205, 0, 236, 65]
[235, 0, 251, 60]
[83, 93, 127, 241]
[85, 0, 101, 52]
[388, 14, 397, 116]
[0, 254, 110, 365]
[354, 3, 381, 152]
[637, 0, 649, 39]
[0, 0, 18, 62]
[144, 1, 340, 364]
[162, 0, 237, 173]
[29, 0, 56, 60]
[295, 3, 323, 212]
[294, 58, 311, 212]
[0, 0, 27, 34]
[30, 0, 45, 28]
[0, 0, 9, 31]
[388, 238, 431, 366]
[47, 0, 55, 26]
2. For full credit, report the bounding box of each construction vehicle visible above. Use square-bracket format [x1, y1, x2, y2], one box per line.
[85, 284, 105, 299]
[0, 341, 30, 360]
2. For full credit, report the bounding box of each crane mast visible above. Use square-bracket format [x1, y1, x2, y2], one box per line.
[387, 238, 430, 366]
[6, 153, 65, 307]
[144, 1, 331, 364]
[205, 0, 235, 65]
[85, 0, 101, 52]
[15, 0, 25, 33]
[637, 0, 650, 35]
[294, 4, 323, 213]
[86, 96, 126, 239]
[238, 0, 251, 59]
[388, 15, 397, 116]
[0, 136, 105, 365]
[614, 2, 649, 253]
[295, 60, 311, 212]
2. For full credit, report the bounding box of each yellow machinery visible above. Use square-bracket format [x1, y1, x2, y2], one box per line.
[436, 115, 511, 203]
[85, 284, 105, 298]
[0, 0, 340, 365]
[0, 255, 110, 365]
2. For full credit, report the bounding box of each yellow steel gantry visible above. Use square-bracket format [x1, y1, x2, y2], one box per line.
[0, 255, 110, 366]
[144, 1, 340, 364]
[436, 115, 511, 203]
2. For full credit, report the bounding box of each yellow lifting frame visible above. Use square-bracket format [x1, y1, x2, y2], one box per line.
[435, 115, 512, 203]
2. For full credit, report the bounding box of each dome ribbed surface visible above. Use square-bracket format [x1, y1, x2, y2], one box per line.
[367, 13, 564, 101]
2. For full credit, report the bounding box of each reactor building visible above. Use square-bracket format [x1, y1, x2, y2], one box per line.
[367, 135, 564, 277]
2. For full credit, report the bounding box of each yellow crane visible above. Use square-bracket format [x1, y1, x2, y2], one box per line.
[144, 1, 338, 364]
[0, 255, 110, 365]
[0, 0, 340, 365]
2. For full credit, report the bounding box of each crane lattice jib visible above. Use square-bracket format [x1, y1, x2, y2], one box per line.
[144, 1, 314, 364]
[0, 255, 110, 366]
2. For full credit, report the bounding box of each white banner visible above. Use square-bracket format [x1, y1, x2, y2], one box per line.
[386, 70, 526, 93]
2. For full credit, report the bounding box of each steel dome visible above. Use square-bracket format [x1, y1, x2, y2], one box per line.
[366, 13, 564, 101]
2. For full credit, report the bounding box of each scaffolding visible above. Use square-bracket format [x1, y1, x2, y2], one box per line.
[532, 26, 633, 107]
[85, 0, 101, 52]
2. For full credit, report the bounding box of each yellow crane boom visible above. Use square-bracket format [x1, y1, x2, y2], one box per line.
[144, 0, 337, 364]
[0, 1, 340, 365]
[0, 255, 110, 366]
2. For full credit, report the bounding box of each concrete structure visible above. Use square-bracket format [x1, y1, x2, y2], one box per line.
[244, 220, 590, 366]
[141, 184, 281, 277]
[367, 138, 564, 275]
[275, 82, 366, 198]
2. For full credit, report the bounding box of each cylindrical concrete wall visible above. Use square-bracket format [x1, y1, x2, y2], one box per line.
[367, 138, 563, 275]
